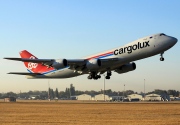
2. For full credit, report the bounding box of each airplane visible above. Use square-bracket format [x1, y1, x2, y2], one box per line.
[4, 33, 177, 80]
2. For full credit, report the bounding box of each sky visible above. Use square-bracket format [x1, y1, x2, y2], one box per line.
[0, 0, 180, 93]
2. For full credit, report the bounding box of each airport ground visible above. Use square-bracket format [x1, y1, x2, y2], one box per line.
[0, 100, 180, 125]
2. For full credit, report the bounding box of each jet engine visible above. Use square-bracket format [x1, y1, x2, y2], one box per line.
[52, 59, 68, 69]
[86, 59, 101, 70]
[115, 62, 136, 74]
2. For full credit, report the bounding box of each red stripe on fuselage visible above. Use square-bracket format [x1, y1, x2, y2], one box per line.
[87, 51, 113, 60]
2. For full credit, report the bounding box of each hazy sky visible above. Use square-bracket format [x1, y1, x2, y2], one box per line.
[0, 0, 180, 93]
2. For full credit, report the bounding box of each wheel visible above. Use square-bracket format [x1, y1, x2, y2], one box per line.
[94, 78, 98, 80]
[87, 75, 92, 79]
[160, 57, 164, 61]
[105, 76, 110, 79]
[93, 75, 101, 79]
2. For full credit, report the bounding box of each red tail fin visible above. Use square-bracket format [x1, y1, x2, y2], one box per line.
[19, 50, 54, 73]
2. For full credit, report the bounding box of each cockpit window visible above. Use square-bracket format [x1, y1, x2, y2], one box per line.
[150, 36, 153, 39]
[160, 33, 166, 36]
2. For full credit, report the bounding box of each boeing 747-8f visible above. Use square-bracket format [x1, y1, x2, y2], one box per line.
[4, 33, 177, 80]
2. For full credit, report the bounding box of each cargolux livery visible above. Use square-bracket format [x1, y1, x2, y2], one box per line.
[4, 33, 177, 80]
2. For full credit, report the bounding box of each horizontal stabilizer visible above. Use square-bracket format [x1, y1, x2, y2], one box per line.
[8, 72, 41, 76]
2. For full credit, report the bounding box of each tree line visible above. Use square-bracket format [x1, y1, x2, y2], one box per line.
[0, 84, 179, 99]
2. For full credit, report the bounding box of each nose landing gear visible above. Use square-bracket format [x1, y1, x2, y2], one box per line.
[160, 52, 164, 61]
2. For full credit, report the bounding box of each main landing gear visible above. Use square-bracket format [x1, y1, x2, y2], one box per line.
[105, 71, 111, 79]
[87, 72, 101, 80]
[160, 52, 164, 61]
[87, 71, 112, 80]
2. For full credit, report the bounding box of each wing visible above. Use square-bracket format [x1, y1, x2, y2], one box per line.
[4, 57, 87, 68]
[8, 72, 41, 76]
[68, 58, 119, 72]
[4, 58, 54, 66]
[4, 57, 119, 72]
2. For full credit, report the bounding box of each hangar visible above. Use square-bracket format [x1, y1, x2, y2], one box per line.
[94, 94, 110, 101]
[128, 94, 143, 101]
[145, 94, 161, 101]
[76, 94, 92, 100]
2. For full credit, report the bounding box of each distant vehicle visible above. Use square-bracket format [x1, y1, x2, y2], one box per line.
[54, 97, 58, 100]
[174, 97, 180, 101]
[110, 96, 124, 102]
[122, 98, 130, 102]
[4, 33, 177, 80]
[130, 98, 140, 102]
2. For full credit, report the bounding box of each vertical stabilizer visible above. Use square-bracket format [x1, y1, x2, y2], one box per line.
[19, 50, 54, 73]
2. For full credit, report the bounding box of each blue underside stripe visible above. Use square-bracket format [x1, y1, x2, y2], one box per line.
[27, 69, 33, 73]
[42, 67, 69, 75]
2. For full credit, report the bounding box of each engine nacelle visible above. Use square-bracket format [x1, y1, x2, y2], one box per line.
[86, 59, 101, 70]
[52, 59, 68, 69]
[115, 62, 136, 74]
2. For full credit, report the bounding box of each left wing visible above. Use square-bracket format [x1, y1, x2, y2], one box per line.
[4, 57, 119, 71]
[8, 72, 41, 76]
[4, 58, 54, 66]
[4, 57, 88, 71]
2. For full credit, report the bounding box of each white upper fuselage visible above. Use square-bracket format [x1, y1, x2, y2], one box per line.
[27, 33, 177, 79]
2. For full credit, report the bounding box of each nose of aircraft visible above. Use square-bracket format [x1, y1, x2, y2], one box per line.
[172, 37, 178, 45]
[173, 37, 178, 44]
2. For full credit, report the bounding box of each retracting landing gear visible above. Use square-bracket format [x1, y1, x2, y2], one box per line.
[87, 72, 101, 80]
[87, 71, 112, 80]
[105, 71, 111, 79]
[160, 52, 164, 61]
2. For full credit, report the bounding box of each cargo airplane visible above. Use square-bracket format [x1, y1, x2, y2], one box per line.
[4, 33, 177, 80]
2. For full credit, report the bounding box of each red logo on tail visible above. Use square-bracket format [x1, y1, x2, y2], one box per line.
[28, 56, 38, 69]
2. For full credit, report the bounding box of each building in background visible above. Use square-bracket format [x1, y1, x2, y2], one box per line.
[76, 94, 92, 100]
[145, 94, 162, 101]
[128, 94, 143, 101]
[94, 94, 110, 101]
[4, 97, 16, 102]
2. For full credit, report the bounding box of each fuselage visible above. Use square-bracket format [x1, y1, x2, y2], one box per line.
[26, 33, 177, 79]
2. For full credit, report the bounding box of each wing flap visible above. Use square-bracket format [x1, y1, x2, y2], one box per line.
[67, 59, 86, 71]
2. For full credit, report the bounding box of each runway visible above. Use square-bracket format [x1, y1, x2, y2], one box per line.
[0, 100, 180, 125]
